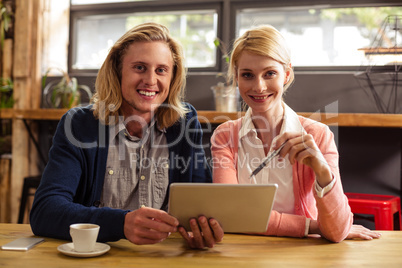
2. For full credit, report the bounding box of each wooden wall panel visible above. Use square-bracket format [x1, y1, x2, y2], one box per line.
[1, 39, 13, 79]
[10, 0, 43, 223]
[0, 156, 12, 223]
[13, 0, 32, 79]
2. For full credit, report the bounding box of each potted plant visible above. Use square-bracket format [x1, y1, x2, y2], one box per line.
[0, 77, 13, 108]
[0, 77, 12, 155]
[0, 0, 13, 156]
[42, 69, 93, 109]
[211, 38, 238, 112]
[0, 0, 13, 49]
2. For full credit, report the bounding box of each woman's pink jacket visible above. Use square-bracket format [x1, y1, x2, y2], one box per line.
[210, 116, 353, 242]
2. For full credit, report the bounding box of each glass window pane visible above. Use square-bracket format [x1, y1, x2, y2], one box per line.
[72, 10, 217, 70]
[237, 7, 402, 67]
[71, 0, 155, 5]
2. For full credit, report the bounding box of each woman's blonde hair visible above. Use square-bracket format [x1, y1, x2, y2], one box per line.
[228, 25, 294, 93]
[92, 22, 188, 128]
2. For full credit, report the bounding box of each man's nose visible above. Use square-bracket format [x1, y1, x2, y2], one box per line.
[143, 71, 157, 86]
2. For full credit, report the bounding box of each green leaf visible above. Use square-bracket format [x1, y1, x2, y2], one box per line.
[0, 4, 12, 49]
[42, 69, 51, 88]
[70, 77, 78, 93]
[41, 68, 93, 108]
[0, 77, 13, 108]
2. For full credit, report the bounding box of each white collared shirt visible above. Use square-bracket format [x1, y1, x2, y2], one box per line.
[238, 104, 303, 214]
[237, 103, 334, 216]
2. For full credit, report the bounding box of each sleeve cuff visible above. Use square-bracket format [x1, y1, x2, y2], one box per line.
[315, 174, 336, 198]
[304, 218, 311, 237]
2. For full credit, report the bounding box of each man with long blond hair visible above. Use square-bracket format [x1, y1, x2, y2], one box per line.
[31, 22, 223, 249]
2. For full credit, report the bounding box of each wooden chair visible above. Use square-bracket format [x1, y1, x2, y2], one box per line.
[18, 175, 42, 224]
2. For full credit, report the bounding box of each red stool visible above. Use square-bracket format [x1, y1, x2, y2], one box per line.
[345, 193, 402, 230]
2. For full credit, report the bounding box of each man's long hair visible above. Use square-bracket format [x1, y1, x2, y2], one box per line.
[92, 22, 188, 128]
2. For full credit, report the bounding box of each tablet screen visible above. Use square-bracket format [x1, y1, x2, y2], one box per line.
[168, 183, 277, 233]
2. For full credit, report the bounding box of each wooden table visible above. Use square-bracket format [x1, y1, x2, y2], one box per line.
[1, 224, 402, 267]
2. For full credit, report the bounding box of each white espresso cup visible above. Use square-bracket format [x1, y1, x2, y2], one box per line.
[69, 223, 100, 252]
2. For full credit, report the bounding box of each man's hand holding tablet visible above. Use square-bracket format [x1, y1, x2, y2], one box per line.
[168, 183, 278, 248]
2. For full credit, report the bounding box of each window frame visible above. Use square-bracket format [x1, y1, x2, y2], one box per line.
[68, 0, 402, 75]
[68, 0, 223, 75]
[230, 0, 402, 73]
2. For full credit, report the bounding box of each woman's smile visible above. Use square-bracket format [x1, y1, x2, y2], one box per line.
[236, 51, 289, 115]
[248, 93, 274, 102]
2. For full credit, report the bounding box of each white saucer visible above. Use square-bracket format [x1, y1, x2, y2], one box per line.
[57, 242, 110, 258]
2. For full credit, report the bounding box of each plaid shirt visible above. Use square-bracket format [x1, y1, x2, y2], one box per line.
[100, 117, 169, 210]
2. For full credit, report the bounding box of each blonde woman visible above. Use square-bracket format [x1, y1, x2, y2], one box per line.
[211, 25, 380, 242]
[31, 22, 223, 249]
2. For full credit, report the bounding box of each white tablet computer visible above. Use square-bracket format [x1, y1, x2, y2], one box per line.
[168, 183, 277, 233]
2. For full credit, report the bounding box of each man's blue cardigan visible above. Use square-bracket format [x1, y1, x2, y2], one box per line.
[30, 103, 212, 242]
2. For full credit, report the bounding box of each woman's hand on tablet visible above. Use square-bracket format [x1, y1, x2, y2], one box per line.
[178, 215, 224, 249]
